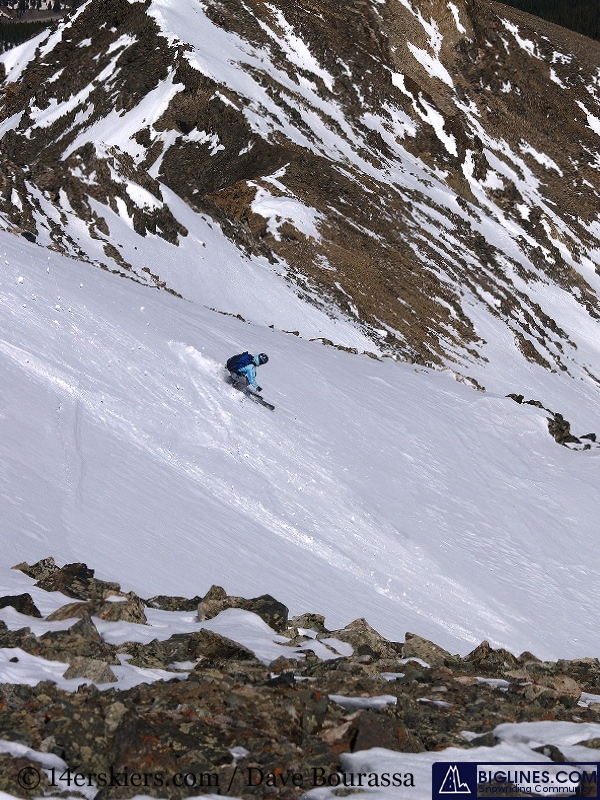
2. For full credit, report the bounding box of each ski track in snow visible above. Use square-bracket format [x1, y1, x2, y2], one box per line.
[0, 231, 599, 663]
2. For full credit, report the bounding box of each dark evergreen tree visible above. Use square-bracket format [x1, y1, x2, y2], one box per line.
[0, 19, 48, 50]
[498, 0, 600, 42]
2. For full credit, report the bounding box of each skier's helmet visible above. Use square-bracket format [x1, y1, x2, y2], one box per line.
[258, 353, 269, 365]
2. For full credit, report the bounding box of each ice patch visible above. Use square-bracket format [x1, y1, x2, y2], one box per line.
[258, 5, 334, 91]
[107, 33, 137, 54]
[0, 112, 23, 139]
[329, 694, 398, 710]
[0, 28, 51, 82]
[550, 68, 566, 88]
[62, 71, 185, 161]
[500, 18, 541, 59]
[576, 101, 600, 138]
[125, 182, 162, 210]
[417, 97, 457, 156]
[185, 129, 225, 154]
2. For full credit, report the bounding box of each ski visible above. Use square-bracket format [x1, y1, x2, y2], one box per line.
[226, 373, 275, 410]
[245, 391, 275, 411]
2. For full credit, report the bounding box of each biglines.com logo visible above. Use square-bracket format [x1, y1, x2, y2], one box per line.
[432, 763, 599, 800]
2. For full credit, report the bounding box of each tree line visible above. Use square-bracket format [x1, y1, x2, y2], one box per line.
[0, 20, 48, 51]
[498, 0, 600, 42]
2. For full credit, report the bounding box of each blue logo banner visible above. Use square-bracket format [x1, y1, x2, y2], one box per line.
[433, 763, 599, 800]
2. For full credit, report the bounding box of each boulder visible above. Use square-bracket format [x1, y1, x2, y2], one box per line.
[402, 632, 457, 667]
[317, 719, 355, 748]
[146, 594, 202, 612]
[289, 613, 329, 634]
[63, 657, 117, 684]
[47, 594, 147, 624]
[577, 738, 600, 749]
[268, 656, 296, 674]
[119, 629, 232, 669]
[535, 674, 581, 706]
[203, 585, 227, 602]
[325, 618, 400, 659]
[12, 556, 58, 581]
[104, 701, 127, 733]
[469, 732, 498, 748]
[352, 710, 425, 753]
[95, 594, 147, 624]
[532, 744, 568, 762]
[33, 561, 121, 601]
[508, 675, 581, 707]
[34, 562, 95, 598]
[463, 640, 518, 671]
[0, 593, 41, 618]
[189, 629, 260, 669]
[197, 587, 288, 632]
[197, 585, 245, 622]
[547, 413, 581, 446]
[243, 594, 288, 632]
[0, 753, 49, 797]
[46, 601, 92, 621]
[517, 651, 542, 664]
[0, 621, 41, 653]
[40, 616, 118, 664]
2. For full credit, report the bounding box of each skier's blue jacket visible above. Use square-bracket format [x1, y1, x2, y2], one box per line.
[229, 354, 261, 388]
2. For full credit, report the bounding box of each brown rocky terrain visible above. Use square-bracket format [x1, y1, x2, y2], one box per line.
[0, 557, 599, 799]
[1, 0, 600, 381]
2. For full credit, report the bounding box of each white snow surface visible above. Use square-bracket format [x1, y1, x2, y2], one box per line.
[2, 0, 600, 393]
[302, 723, 600, 800]
[0, 593, 350, 693]
[250, 185, 323, 241]
[0, 227, 599, 664]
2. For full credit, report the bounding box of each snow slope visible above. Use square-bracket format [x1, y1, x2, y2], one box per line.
[1, 227, 599, 662]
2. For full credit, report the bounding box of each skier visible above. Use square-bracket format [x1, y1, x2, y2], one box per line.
[226, 352, 269, 393]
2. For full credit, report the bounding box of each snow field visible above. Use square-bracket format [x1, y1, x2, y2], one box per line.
[0, 230, 599, 661]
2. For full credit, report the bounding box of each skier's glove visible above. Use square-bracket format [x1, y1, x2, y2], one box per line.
[256, 386, 262, 392]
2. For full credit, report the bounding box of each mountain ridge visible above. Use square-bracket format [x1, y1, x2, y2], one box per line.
[2, 0, 600, 387]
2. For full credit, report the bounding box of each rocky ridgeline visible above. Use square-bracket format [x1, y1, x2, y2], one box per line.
[4, 0, 600, 380]
[506, 395, 600, 450]
[0, 557, 599, 799]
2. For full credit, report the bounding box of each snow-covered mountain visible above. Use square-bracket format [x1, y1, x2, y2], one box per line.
[2, 0, 600, 377]
[0, 0, 600, 664]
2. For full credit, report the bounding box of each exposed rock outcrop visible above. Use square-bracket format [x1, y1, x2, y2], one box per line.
[1, 558, 599, 799]
[2, 0, 600, 383]
[197, 584, 289, 632]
